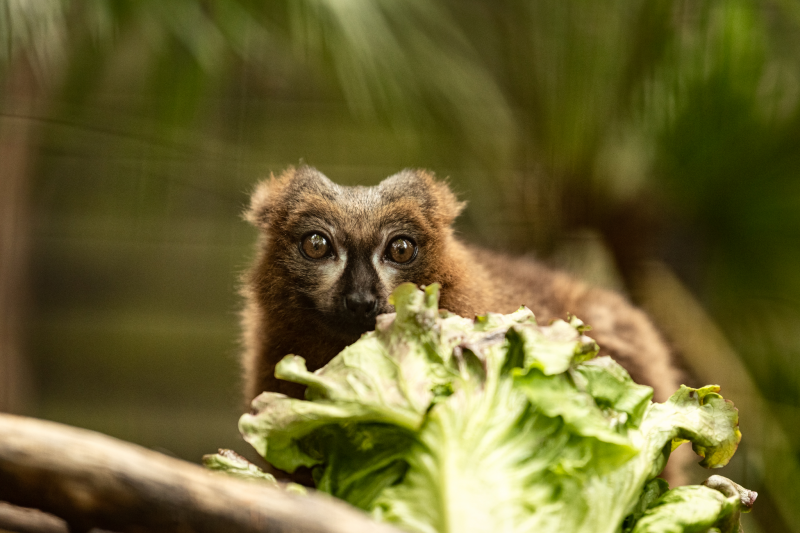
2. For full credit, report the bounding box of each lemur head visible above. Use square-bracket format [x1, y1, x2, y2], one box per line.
[245, 166, 465, 341]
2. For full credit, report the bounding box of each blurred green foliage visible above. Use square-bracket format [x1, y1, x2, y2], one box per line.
[3, 1, 800, 530]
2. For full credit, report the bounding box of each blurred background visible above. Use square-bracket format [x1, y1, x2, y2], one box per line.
[1, 1, 799, 530]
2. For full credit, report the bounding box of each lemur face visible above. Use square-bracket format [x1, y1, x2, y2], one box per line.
[246, 166, 464, 341]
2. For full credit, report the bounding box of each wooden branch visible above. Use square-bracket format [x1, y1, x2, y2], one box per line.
[0, 503, 68, 533]
[0, 414, 402, 533]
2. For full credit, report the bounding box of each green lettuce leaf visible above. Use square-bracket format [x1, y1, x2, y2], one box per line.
[630, 475, 757, 533]
[222, 283, 751, 533]
[202, 448, 277, 483]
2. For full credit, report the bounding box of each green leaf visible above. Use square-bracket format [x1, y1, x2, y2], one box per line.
[631, 476, 756, 533]
[622, 478, 670, 533]
[514, 368, 639, 472]
[202, 448, 277, 484]
[233, 284, 751, 533]
[506, 318, 599, 376]
[572, 356, 654, 427]
[640, 385, 741, 472]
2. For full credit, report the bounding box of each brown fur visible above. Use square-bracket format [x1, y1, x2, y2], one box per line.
[241, 166, 681, 404]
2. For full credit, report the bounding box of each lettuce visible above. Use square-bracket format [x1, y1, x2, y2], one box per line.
[203, 448, 278, 483]
[209, 283, 754, 532]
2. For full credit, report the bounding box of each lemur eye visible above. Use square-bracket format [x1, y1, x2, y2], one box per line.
[301, 233, 331, 260]
[386, 237, 417, 264]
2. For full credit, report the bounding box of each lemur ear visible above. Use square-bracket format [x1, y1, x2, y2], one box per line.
[425, 172, 466, 226]
[244, 166, 333, 229]
[244, 172, 283, 229]
[382, 169, 466, 226]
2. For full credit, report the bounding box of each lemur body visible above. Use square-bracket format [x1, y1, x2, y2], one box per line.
[241, 166, 680, 404]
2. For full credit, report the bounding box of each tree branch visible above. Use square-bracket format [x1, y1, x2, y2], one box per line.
[0, 414, 401, 533]
[0, 503, 68, 533]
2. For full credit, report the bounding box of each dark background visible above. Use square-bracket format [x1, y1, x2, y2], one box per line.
[2, 2, 800, 530]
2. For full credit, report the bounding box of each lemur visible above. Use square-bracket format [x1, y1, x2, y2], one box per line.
[240, 166, 680, 404]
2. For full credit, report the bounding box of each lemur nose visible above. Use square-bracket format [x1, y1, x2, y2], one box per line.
[344, 293, 378, 317]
